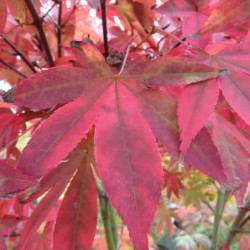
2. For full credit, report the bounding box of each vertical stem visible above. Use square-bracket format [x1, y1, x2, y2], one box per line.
[99, 194, 116, 250]
[100, 0, 109, 58]
[25, 0, 55, 67]
[210, 186, 231, 250]
[57, 1, 62, 58]
[108, 202, 118, 249]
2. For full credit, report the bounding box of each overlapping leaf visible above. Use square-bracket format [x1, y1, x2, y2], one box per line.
[16, 148, 84, 250]
[0, 161, 37, 199]
[208, 113, 249, 205]
[53, 149, 97, 250]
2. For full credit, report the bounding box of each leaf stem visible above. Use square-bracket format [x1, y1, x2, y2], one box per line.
[25, 0, 55, 67]
[100, 0, 109, 58]
[108, 201, 119, 249]
[0, 59, 28, 78]
[210, 186, 231, 250]
[1, 35, 37, 73]
[97, 185, 117, 250]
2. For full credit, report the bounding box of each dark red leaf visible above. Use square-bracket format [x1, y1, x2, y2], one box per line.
[0, 161, 37, 198]
[95, 83, 163, 250]
[16, 148, 84, 250]
[54, 152, 97, 250]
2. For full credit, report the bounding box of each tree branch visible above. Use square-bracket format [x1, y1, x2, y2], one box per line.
[0, 59, 28, 78]
[61, 5, 77, 28]
[40, 2, 57, 21]
[1, 34, 37, 73]
[25, 0, 55, 67]
[100, 0, 109, 58]
[223, 191, 250, 248]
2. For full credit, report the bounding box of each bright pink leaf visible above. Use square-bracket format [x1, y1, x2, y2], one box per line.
[200, 0, 250, 34]
[54, 153, 97, 250]
[16, 148, 84, 250]
[26, 221, 54, 250]
[178, 78, 219, 155]
[215, 44, 250, 74]
[185, 127, 227, 184]
[209, 113, 249, 205]
[123, 56, 223, 88]
[215, 113, 250, 155]
[17, 81, 111, 178]
[219, 70, 250, 126]
[95, 82, 163, 250]
[221, 241, 230, 250]
[0, 161, 37, 198]
[13, 67, 106, 110]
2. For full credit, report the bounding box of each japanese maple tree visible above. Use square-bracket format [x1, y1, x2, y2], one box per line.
[0, 0, 249, 249]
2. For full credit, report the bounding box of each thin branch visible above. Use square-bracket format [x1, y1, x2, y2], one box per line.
[223, 191, 250, 248]
[100, 0, 109, 58]
[61, 5, 77, 28]
[134, 26, 156, 50]
[40, 2, 57, 21]
[57, 1, 63, 57]
[202, 200, 215, 214]
[0, 59, 28, 78]
[25, 0, 55, 67]
[118, 44, 131, 76]
[1, 34, 37, 73]
[3, 232, 20, 238]
[239, 213, 250, 228]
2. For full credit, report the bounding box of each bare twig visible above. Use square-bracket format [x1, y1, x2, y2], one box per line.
[100, 0, 109, 57]
[202, 200, 215, 214]
[40, 2, 57, 21]
[25, 0, 55, 67]
[0, 59, 28, 78]
[222, 191, 250, 249]
[118, 44, 131, 76]
[1, 34, 37, 73]
[61, 5, 77, 28]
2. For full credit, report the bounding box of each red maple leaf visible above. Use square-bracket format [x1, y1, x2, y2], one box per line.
[12, 41, 226, 249]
